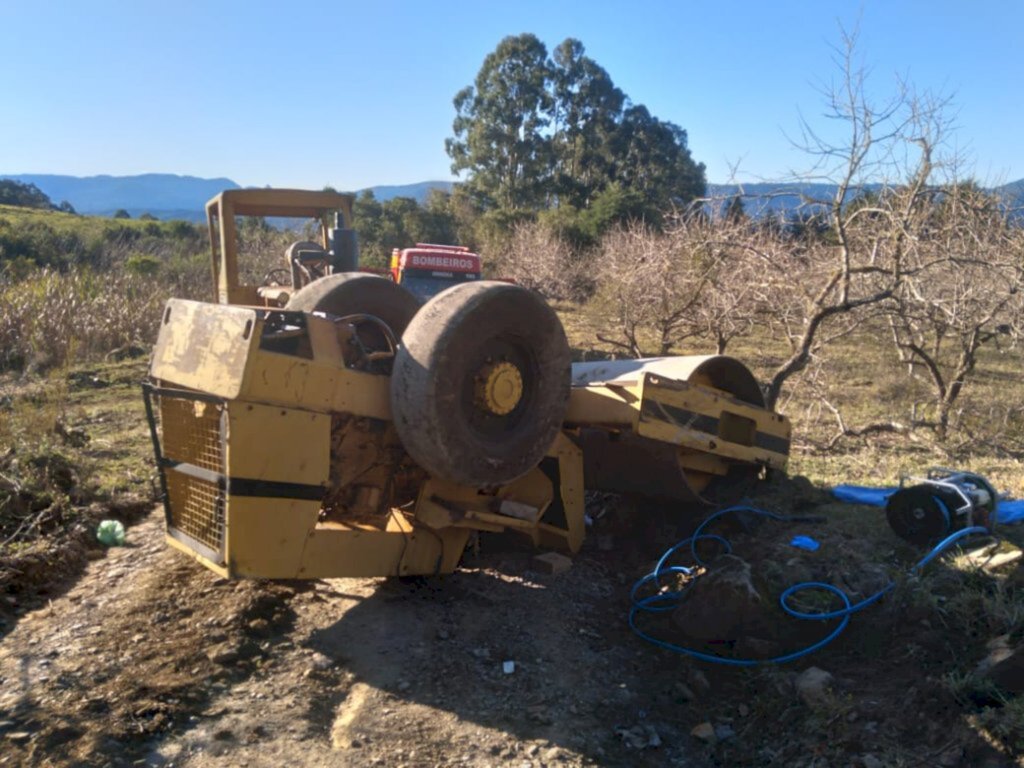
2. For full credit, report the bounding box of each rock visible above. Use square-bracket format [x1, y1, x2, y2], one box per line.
[794, 666, 834, 707]
[247, 618, 271, 636]
[674, 681, 696, 701]
[982, 643, 1024, 694]
[397, 680, 411, 692]
[615, 725, 660, 749]
[527, 706, 554, 725]
[5, 731, 32, 744]
[861, 755, 883, 768]
[206, 643, 240, 665]
[690, 721, 716, 744]
[532, 552, 573, 575]
[542, 746, 562, 762]
[714, 724, 736, 741]
[673, 555, 770, 643]
[309, 652, 335, 670]
[688, 668, 711, 695]
[976, 635, 1014, 677]
[738, 703, 749, 717]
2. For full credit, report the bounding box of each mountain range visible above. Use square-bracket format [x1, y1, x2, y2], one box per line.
[0, 174, 455, 221]
[1, 173, 1020, 221]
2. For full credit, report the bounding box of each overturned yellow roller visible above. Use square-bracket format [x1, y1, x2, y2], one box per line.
[143, 189, 791, 580]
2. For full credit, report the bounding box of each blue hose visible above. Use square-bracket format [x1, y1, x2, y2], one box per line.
[629, 504, 990, 666]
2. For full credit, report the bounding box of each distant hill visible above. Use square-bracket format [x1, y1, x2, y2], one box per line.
[2, 172, 1018, 222]
[709, 179, 1024, 220]
[994, 179, 1024, 221]
[362, 180, 454, 203]
[0, 174, 455, 220]
[706, 182, 872, 217]
[1, 173, 240, 219]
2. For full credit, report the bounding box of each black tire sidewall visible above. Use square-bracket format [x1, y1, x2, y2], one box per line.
[284, 273, 420, 338]
[392, 282, 570, 487]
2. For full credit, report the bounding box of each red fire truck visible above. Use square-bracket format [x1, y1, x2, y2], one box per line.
[387, 244, 482, 302]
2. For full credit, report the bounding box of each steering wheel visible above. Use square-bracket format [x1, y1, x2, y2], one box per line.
[334, 313, 399, 373]
[261, 268, 293, 287]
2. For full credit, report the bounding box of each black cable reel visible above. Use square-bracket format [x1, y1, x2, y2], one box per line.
[885, 468, 998, 546]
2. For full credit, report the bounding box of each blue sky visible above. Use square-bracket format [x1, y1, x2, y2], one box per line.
[2, 1, 1021, 189]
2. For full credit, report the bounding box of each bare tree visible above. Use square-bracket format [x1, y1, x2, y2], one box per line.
[593, 215, 758, 357]
[753, 26, 955, 409]
[494, 220, 593, 302]
[886, 182, 1024, 441]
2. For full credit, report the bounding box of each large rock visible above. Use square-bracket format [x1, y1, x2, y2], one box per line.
[980, 640, 1024, 695]
[672, 555, 770, 643]
[794, 666, 834, 707]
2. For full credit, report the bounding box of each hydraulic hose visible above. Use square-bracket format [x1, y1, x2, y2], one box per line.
[628, 504, 989, 666]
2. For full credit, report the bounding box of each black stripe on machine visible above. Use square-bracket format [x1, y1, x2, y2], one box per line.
[160, 459, 325, 501]
[641, 399, 790, 456]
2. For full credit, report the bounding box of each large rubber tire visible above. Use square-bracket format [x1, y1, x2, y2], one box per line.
[285, 273, 420, 339]
[391, 281, 571, 488]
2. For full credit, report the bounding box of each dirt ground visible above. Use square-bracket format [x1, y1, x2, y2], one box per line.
[3, 479, 1024, 768]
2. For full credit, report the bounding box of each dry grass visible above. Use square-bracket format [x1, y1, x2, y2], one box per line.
[0, 270, 167, 372]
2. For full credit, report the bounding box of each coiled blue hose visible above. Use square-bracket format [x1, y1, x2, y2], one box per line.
[629, 504, 990, 666]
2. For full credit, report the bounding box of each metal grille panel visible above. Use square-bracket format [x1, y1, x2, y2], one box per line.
[158, 395, 226, 557]
[160, 397, 224, 472]
[165, 472, 225, 554]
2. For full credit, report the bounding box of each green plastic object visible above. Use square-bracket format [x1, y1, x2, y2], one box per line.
[96, 519, 126, 547]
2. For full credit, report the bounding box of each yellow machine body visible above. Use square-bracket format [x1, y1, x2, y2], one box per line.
[206, 188, 355, 307]
[146, 296, 790, 579]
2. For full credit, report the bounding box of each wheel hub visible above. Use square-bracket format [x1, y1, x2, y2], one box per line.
[476, 361, 523, 415]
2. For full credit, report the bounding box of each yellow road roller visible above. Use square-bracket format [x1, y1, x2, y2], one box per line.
[143, 189, 791, 579]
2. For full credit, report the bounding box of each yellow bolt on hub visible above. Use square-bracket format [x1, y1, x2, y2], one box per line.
[476, 361, 524, 415]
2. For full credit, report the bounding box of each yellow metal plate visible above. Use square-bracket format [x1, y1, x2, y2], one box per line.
[150, 299, 257, 398]
[226, 401, 330, 486]
[637, 374, 791, 469]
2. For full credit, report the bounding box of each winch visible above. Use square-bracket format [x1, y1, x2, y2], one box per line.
[885, 468, 998, 546]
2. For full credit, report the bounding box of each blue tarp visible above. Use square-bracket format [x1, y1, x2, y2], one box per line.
[832, 484, 1024, 525]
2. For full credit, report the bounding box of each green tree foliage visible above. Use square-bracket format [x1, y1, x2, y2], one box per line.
[447, 35, 706, 222]
[609, 105, 705, 207]
[724, 194, 747, 224]
[352, 191, 460, 267]
[0, 211, 204, 275]
[0, 180, 56, 210]
[550, 39, 624, 208]
[447, 34, 553, 211]
[125, 253, 161, 276]
[112, 209, 131, 219]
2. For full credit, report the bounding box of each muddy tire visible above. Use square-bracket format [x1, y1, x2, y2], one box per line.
[390, 281, 570, 487]
[285, 273, 420, 339]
